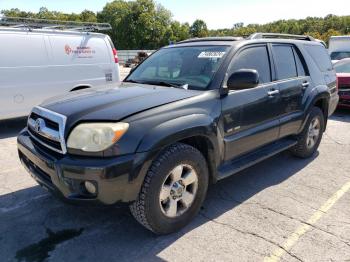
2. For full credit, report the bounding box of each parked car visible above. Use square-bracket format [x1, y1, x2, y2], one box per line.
[0, 17, 120, 120]
[334, 58, 350, 108]
[328, 36, 350, 63]
[18, 33, 339, 234]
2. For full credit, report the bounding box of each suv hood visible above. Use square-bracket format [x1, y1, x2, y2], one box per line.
[40, 83, 201, 129]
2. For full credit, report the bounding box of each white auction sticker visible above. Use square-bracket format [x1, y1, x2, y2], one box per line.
[198, 51, 226, 58]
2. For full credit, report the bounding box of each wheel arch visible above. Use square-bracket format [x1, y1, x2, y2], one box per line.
[131, 114, 221, 197]
[299, 87, 330, 133]
[311, 90, 330, 131]
[70, 84, 92, 92]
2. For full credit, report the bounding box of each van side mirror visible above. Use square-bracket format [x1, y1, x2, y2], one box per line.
[227, 69, 259, 90]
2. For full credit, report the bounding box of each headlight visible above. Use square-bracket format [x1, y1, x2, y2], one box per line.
[67, 122, 129, 152]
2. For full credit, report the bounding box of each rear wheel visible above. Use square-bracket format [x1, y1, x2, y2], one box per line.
[130, 143, 209, 234]
[290, 106, 324, 158]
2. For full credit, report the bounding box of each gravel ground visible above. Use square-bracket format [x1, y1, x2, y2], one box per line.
[0, 104, 349, 261]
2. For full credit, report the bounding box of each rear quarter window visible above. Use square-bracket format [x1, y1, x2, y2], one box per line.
[304, 44, 333, 72]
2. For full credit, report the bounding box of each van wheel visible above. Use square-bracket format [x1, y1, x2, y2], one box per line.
[130, 143, 209, 234]
[290, 107, 324, 158]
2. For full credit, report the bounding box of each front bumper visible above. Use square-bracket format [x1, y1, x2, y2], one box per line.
[17, 130, 147, 205]
[337, 92, 350, 109]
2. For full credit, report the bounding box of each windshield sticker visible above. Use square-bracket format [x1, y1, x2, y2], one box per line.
[198, 51, 226, 59]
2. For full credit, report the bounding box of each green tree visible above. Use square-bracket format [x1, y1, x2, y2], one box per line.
[80, 10, 97, 22]
[2, 6, 350, 49]
[190, 19, 208, 37]
[97, 0, 173, 49]
[170, 21, 190, 42]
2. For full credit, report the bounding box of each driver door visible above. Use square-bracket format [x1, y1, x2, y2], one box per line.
[221, 44, 280, 161]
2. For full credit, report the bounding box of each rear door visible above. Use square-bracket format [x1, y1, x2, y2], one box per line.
[221, 44, 280, 160]
[270, 44, 309, 137]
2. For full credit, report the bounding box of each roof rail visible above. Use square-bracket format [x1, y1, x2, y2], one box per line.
[0, 16, 112, 32]
[248, 33, 315, 41]
[178, 36, 243, 44]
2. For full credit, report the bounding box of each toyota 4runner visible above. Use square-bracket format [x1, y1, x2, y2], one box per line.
[18, 33, 339, 234]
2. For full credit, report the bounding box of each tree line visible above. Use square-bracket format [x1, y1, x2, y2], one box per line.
[2, 0, 350, 49]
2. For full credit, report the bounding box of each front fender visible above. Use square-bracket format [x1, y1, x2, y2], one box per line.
[136, 114, 219, 154]
[124, 114, 220, 201]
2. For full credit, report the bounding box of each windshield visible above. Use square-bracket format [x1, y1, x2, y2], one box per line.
[330, 52, 350, 60]
[125, 45, 229, 90]
[334, 60, 350, 73]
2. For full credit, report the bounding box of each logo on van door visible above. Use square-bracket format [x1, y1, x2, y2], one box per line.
[65, 45, 72, 55]
[64, 44, 95, 58]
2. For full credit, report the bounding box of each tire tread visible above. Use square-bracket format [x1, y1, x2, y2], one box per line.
[130, 143, 206, 233]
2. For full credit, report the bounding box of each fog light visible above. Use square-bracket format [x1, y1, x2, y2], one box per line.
[84, 181, 97, 194]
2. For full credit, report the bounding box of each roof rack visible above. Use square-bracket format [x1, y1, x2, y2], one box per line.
[178, 36, 243, 44]
[0, 16, 112, 32]
[248, 33, 315, 41]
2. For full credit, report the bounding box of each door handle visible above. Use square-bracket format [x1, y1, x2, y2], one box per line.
[267, 89, 279, 96]
[302, 82, 310, 89]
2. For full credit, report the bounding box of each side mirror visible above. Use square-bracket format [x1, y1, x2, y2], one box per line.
[227, 69, 259, 90]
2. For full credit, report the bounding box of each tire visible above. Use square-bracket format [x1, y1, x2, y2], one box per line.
[130, 143, 209, 234]
[290, 106, 325, 158]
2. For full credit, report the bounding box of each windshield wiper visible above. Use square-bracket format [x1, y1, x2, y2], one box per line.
[144, 80, 189, 89]
[125, 79, 189, 89]
[124, 79, 142, 84]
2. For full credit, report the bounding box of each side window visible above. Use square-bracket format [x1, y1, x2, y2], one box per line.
[272, 45, 297, 80]
[293, 47, 307, 76]
[230, 46, 271, 84]
[304, 44, 333, 72]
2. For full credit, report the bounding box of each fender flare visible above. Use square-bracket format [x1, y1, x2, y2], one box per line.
[136, 113, 219, 154]
[125, 114, 220, 201]
[70, 84, 92, 92]
[299, 85, 330, 133]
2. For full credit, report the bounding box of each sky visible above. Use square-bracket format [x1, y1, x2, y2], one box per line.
[1, 0, 350, 29]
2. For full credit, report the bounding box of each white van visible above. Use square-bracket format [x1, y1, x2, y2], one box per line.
[0, 18, 120, 120]
[328, 36, 350, 63]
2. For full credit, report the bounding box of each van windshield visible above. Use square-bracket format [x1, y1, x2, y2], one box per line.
[125, 46, 229, 90]
[330, 52, 350, 60]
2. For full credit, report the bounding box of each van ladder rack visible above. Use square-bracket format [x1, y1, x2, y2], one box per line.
[248, 33, 315, 41]
[0, 16, 112, 32]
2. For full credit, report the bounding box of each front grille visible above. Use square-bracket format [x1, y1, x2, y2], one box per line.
[339, 90, 350, 97]
[30, 112, 59, 130]
[27, 106, 67, 154]
[29, 127, 62, 151]
[339, 83, 350, 90]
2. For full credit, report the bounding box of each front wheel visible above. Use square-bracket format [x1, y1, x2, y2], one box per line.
[290, 107, 325, 158]
[130, 143, 209, 234]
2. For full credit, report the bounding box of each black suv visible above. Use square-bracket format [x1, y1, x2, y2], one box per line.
[18, 33, 339, 234]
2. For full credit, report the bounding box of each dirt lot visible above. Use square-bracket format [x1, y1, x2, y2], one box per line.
[1, 107, 350, 262]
